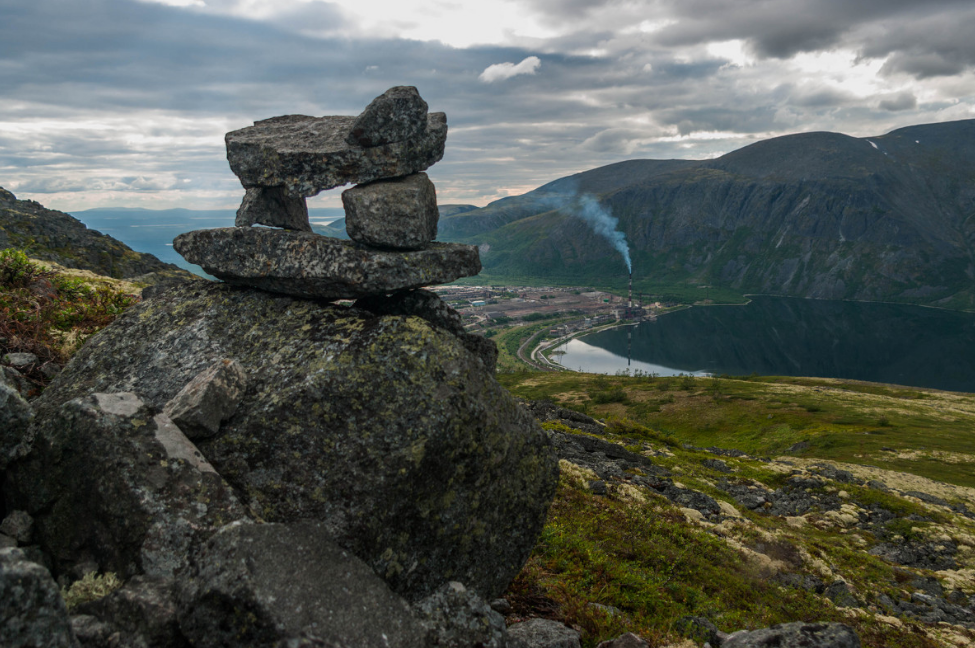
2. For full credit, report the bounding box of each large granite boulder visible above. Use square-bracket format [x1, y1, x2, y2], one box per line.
[173, 227, 480, 300]
[5, 391, 248, 579]
[226, 112, 447, 197]
[20, 281, 559, 601]
[177, 521, 426, 648]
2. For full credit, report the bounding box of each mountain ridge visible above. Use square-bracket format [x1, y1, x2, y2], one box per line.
[439, 118, 975, 309]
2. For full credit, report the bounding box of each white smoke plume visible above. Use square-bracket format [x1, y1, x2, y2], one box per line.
[541, 191, 631, 272]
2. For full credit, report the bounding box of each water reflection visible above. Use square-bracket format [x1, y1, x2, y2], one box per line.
[555, 296, 975, 392]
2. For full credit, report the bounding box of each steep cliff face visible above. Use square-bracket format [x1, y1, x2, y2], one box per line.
[440, 120, 975, 308]
[0, 188, 192, 282]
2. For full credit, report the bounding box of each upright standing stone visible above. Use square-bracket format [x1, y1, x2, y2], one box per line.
[343, 173, 439, 250]
[235, 186, 310, 231]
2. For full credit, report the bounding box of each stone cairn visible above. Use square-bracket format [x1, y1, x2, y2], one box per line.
[173, 86, 480, 300]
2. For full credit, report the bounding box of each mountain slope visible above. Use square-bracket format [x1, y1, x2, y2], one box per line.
[439, 120, 975, 309]
[0, 188, 193, 283]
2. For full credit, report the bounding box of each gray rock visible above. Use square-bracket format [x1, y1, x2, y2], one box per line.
[23, 281, 559, 601]
[348, 86, 429, 148]
[354, 289, 498, 372]
[163, 358, 247, 440]
[173, 227, 481, 301]
[490, 598, 512, 615]
[0, 511, 34, 545]
[5, 391, 247, 579]
[507, 619, 581, 648]
[701, 458, 731, 473]
[722, 622, 860, 648]
[596, 633, 648, 648]
[75, 576, 188, 648]
[69, 614, 117, 646]
[1, 381, 33, 471]
[226, 112, 447, 197]
[674, 615, 721, 645]
[3, 352, 38, 368]
[0, 534, 17, 548]
[235, 186, 311, 231]
[343, 173, 439, 250]
[177, 521, 426, 648]
[0, 547, 79, 648]
[412, 581, 507, 648]
[824, 581, 859, 608]
[2, 366, 33, 399]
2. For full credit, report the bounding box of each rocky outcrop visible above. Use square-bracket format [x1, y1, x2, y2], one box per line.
[17, 281, 558, 601]
[0, 187, 192, 283]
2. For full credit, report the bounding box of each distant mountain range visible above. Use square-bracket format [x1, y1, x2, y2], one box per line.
[435, 119, 975, 310]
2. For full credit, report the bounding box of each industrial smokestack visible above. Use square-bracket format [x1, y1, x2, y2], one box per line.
[628, 271, 633, 309]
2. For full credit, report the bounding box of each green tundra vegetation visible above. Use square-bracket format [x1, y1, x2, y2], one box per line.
[0, 249, 139, 384]
[500, 371, 975, 647]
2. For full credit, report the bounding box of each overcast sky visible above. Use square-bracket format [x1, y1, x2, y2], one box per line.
[3, 0, 975, 212]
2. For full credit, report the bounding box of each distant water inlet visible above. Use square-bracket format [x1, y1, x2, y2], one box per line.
[552, 296, 975, 392]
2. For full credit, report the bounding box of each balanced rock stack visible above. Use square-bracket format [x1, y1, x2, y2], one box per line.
[173, 86, 480, 300]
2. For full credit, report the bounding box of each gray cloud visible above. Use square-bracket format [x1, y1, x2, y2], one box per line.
[878, 91, 918, 112]
[3, 0, 975, 210]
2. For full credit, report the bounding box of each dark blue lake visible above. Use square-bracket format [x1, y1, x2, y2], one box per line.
[555, 296, 975, 392]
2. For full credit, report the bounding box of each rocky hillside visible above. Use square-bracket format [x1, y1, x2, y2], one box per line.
[0, 187, 193, 283]
[440, 120, 975, 310]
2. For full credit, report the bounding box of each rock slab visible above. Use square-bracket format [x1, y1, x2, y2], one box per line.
[23, 281, 559, 601]
[343, 172, 439, 250]
[226, 112, 447, 197]
[507, 618, 581, 648]
[163, 358, 247, 440]
[173, 227, 480, 301]
[177, 521, 426, 648]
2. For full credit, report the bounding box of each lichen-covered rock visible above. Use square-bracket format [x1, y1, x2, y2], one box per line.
[24, 281, 559, 600]
[0, 547, 79, 648]
[354, 289, 497, 372]
[507, 618, 581, 648]
[412, 581, 507, 648]
[343, 172, 439, 250]
[226, 112, 447, 197]
[235, 186, 311, 231]
[163, 358, 247, 440]
[5, 392, 247, 579]
[173, 227, 480, 301]
[347, 86, 429, 147]
[177, 521, 426, 648]
[722, 622, 860, 648]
